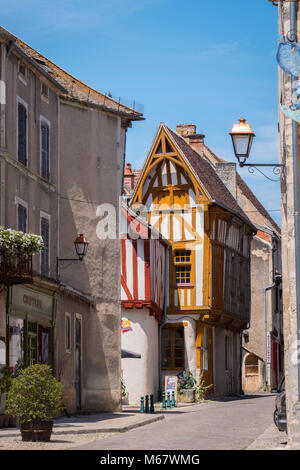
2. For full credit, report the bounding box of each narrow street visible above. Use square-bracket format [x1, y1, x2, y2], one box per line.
[74, 394, 284, 451]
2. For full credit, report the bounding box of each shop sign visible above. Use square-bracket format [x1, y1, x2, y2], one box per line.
[165, 376, 178, 401]
[10, 286, 53, 319]
[121, 319, 132, 334]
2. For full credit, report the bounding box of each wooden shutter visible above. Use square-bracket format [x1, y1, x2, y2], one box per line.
[18, 103, 27, 166]
[41, 123, 50, 180]
[41, 218, 49, 276]
[18, 204, 27, 233]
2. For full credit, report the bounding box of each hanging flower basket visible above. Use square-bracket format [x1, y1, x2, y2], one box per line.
[0, 228, 44, 285]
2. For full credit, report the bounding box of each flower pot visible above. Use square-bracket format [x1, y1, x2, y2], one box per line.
[20, 420, 53, 442]
[177, 388, 195, 403]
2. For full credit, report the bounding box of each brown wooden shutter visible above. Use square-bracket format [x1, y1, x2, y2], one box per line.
[18, 104, 27, 166]
[41, 123, 50, 180]
[41, 218, 49, 276]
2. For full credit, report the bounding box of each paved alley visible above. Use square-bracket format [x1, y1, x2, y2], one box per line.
[74, 394, 284, 451]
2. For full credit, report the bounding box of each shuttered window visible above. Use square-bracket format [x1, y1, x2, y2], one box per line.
[41, 122, 50, 180]
[18, 103, 27, 166]
[41, 217, 49, 276]
[18, 204, 27, 233]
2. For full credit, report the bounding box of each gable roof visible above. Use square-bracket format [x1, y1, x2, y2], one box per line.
[200, 143, 281, 236]
[164, 125, 255, 230]
[0, 26, 144, 121]
[131, 122, 256, 231]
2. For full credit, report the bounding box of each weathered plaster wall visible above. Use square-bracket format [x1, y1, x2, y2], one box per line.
[59, 102, 125, 411]
[121, 307, 159, 404]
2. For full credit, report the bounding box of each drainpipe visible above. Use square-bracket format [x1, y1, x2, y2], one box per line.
[290, 0, 300, 443]
[264, 282, 276, 389]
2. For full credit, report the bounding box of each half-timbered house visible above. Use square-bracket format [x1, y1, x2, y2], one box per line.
[120, 202, 168, 403]
[128, 123, 256, 396]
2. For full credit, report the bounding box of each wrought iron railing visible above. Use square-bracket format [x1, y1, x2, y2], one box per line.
[0, 250, 33, 285]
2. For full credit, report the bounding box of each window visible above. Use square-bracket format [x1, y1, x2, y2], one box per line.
[18, 62, 27, 84]
[65, 314, 71, 352]
[18, 102, 27, 166]
[201, 328, 209, 371]
[41, 83, 49, 98]
[18, 204, 27, 233]
[174, 250, 191, 285]
[162, 326, 184, 369]
[41, 216, 50, 276]
[41, 119, 50, 180]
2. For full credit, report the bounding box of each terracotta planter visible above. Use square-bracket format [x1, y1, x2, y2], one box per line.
[177, 388, 195, 403]
[20, 420, 53, 442]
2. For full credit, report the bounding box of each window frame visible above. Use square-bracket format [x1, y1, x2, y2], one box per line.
[40, 115, 51, 181]
[41, 82, 49, 100]
[17, 97, 28, 167]
[15, 196, 28, 233]
[18, 61, 27, 86]
[65, 313, 71, 353]
[161, 325, 185, 370]
[40, 211, 50, 277]
[173, 248, 192, 286]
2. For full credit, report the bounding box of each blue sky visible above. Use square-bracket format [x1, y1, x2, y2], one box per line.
[0, 0, 281, 225]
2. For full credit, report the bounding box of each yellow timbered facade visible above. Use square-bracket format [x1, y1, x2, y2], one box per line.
[130, 123, 255, 394]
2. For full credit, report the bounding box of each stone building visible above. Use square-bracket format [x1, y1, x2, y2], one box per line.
[0, 25, 143, 415]
[276, 0, 300, 448]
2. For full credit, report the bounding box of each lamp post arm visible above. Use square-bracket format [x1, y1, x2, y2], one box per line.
[56, 257, 83, 283]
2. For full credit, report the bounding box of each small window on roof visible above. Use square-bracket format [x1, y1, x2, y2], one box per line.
[41, 83, 49, 98]
[18, 62, 27, 78]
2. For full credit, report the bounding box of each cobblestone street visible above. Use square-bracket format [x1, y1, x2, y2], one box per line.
[73, 394, 286, 451]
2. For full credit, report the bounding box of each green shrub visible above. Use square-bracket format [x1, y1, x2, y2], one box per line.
[5, 364, 64, 424]
[177, 370, 196, 395]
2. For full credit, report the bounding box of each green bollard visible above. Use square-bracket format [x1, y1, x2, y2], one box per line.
[145, 395, 149, 413]
[167, 392, 171, 408]
[140, 396, 145, 413]
[171, 391, 176, 407]
[150, 394, 155, 413]
[162, 391, 166, 409]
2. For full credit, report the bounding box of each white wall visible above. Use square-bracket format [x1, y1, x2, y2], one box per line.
[161, 315, 197, 388]
[121, 308, 159, 405]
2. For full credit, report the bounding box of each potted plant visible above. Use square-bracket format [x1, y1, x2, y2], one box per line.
[177, 370, 196, 403]
[5, 364, 64, 442]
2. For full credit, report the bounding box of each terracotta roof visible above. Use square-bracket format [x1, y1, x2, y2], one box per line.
[0, 26, 144, 121]
[200, 143, 280, 236]
[165, 125, 255, 230]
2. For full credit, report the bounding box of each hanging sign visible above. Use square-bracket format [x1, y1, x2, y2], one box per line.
[121, 319, 132, 334]
[280, 104, 300, 123]
[165, 376, 178, 401]
[277, 41, 300, 77]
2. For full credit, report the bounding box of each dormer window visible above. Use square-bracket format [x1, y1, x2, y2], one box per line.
[41, 83, 49, 99]
[18, 62, 27, 85]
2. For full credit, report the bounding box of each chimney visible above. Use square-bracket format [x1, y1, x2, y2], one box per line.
[124, 162, 135, 189]
[215, 162, 237, 200]
[176, 124, 205, 154]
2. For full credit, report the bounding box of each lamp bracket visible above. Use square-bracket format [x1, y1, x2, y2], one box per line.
[239, 163, 285, 182]
[56, 257, 83, 283]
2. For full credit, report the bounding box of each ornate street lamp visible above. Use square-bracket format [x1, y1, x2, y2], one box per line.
[229, 119, 255, 166]
[229, 118, 285, 181]
[56, 234, 88, 283]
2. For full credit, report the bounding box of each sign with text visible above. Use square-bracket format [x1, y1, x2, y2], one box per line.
[10, 286, 53, 319]
[165, 375, 178, 401]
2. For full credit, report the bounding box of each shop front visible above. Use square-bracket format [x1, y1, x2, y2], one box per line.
[7, 285, 56, 370]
